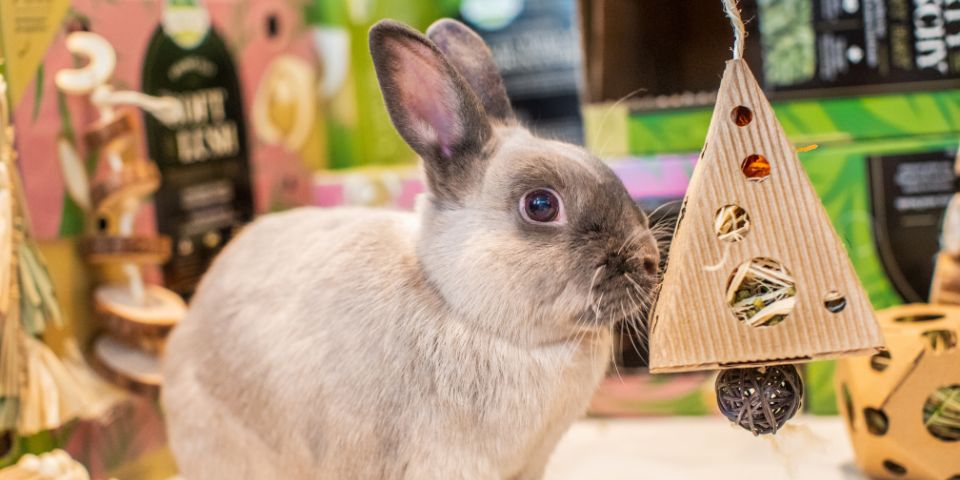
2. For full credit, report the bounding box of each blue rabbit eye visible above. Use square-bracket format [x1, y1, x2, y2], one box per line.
[522, 189, 560, 223]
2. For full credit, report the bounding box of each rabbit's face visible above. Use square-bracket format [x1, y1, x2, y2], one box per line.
[417, 125, 659, 341]
[371, 20, 659, 344]
[491, 128, 658, 324]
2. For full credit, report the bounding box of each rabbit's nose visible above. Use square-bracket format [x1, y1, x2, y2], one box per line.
[642, 255, 658, 276]
[637, 235, 660, 278]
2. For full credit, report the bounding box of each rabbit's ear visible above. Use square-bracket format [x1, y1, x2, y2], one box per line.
[370, 20, 492, 203]
[427, 19, 514, 123]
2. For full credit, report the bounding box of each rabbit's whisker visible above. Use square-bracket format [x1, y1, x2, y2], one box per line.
[616, 229, 645, 256]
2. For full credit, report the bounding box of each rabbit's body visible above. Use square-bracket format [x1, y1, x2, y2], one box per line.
[164, 208, 609, 479]
[164, 19, 658, 479]
[164, 207, 610, 479]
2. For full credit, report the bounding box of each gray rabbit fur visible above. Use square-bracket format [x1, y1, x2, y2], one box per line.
[162, 18, 660, 479]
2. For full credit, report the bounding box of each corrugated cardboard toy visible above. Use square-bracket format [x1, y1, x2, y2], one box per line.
[835, 303, 960, 480]
[648, 13, 883, 373]
[647, 0, 884, 435]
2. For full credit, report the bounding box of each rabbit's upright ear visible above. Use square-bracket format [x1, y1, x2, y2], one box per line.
[427, 19, 514, 123]
[370, 20, 492, 204]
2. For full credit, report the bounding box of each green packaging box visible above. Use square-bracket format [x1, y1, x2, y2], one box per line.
[587, 90, 960, 157]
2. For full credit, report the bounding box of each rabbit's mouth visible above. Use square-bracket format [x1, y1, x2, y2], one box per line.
[582, 275, 656, 328]
[582, 249, 658, 320]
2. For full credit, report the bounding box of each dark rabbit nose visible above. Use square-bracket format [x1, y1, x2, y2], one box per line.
[642, 256, 658, 276]
[637, 235, 661, 278]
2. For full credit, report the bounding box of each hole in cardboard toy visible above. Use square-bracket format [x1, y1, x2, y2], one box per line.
[895, 314, 945, 323]
[842, 384, 855, 430]
[923, 330, 958, 353]
[870, 350, 891, 372]
[824, 291, 846, 313]
[924, 385, 960, 442]
[714, 205, 750, 242]
[726, 258, 795, 327]
[882, 460, 907, 476]
[732, 106, 753, 127]
[864, 408, 889, 435]
[741, 154, 770, 181]
[0, 431, 11, 458]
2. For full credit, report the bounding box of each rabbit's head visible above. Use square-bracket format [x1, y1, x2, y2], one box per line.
[370, 20, 660, 345]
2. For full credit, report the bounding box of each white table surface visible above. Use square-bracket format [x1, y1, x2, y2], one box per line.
[546, 416, 865, 480]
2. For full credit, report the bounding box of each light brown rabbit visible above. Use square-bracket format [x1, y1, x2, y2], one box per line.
[162, 18, 660, 480]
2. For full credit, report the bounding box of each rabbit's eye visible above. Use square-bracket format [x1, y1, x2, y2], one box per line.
[521, 189, 562, 224]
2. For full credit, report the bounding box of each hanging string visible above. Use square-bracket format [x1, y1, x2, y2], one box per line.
[721, 0, 747, 60]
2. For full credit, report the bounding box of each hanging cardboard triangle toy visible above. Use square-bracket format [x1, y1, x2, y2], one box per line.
[649, 59, 884, 374]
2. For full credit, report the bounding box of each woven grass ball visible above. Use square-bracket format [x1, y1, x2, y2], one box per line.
[715, 365, 803, 435]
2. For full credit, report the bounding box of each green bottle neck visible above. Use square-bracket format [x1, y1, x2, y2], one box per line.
[162, 0, 211, 50]
[166, 0, 202, 8]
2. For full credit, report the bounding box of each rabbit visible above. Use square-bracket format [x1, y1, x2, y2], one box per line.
[161, 18, 660, 480]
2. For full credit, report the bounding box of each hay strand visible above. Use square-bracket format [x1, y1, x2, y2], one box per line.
[726, 258, 797, 327]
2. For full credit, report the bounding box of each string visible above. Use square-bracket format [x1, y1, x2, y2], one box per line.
[721, 0, 746, 60]
[704, 1, 745, 269]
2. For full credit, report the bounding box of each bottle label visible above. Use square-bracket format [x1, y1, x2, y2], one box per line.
[142, 22, 253, 298]
[757, 0, 960, 95]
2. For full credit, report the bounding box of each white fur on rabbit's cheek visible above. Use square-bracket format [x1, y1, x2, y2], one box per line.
[518, 188, 566, 225]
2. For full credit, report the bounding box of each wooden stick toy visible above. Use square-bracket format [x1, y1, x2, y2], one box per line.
[54, 32, 186, 396]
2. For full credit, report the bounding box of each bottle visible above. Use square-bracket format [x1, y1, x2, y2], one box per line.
[141, 0, 253, 298]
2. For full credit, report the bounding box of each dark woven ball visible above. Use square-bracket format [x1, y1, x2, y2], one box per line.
[715, 365, 803, 435]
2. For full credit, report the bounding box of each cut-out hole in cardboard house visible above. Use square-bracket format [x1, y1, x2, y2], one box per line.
[648, 58, 884, 373]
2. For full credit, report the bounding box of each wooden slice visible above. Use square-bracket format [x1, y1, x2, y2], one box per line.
[83, 235, 172, 265]
[91, 335, 161, 397]
[90, 160, 160, 214]
[94, 283, 186, 353]
[83, 110, 136, 152]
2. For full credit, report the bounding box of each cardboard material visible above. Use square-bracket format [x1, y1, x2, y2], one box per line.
[649, 59, 883, 373]
[835, 303, 960, 480]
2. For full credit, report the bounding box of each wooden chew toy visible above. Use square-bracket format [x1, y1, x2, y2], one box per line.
[835, 303, 960, 479]
[54, 32, 186, 396]
[84, 107, 185, 396]
[648, 0, 884, 434]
